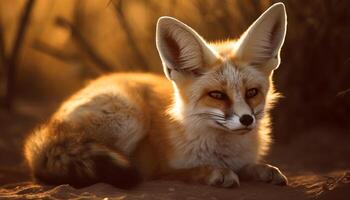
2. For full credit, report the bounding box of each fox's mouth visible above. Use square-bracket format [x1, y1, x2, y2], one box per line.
[230, 128, 253, 135]
[215, 121, 253, 134]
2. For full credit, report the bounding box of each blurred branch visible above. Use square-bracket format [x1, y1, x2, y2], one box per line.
[236, 0, 262, 25]
[0, 19, 6, 69]
[250, 0, 262, 14]
[55, 17, 115, 73]
[112, 0, 150, 71]
[214, 0, 234, 34]
[195, 0, 211, 28]
[32, 40, 78, 63]
[4, 0, 36, 110]
[236, 0, 250, 25]
[169, 0, 177, 16]
[73, 0, 85, 29]
[337, 89, 350, 97]
[145, 0, 162, 14]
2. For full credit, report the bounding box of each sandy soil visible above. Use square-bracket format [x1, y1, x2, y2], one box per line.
[0, 180, 319, 200]
[0, 100, 349, 200]
[0, 172, 349, 200]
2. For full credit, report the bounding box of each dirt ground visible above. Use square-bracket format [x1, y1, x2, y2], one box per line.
[0, 100, 349, 200]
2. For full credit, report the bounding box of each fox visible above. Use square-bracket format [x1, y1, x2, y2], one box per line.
[24, 3, 288, 189]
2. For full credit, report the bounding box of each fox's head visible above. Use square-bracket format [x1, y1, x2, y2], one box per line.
[156, 3, 287, 134]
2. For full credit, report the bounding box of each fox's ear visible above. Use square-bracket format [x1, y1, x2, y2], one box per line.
[156, 17, 218, 80]
[235, 3, 287, 72]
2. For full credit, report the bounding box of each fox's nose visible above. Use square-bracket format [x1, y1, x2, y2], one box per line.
[239, 114, 254, 126]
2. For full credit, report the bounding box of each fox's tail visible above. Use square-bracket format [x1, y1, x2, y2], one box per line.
[24, 122, 141, 189]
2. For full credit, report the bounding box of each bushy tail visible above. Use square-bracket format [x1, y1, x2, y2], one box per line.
[24, 122, 141, 189]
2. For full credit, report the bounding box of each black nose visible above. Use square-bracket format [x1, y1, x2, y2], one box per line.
[239, 114, 254, 126]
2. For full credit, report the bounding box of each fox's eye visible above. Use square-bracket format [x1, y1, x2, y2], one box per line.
[246, 88, 258, 99]
[208, 91, 227, 100]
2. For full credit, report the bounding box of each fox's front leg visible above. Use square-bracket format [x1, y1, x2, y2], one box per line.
[238, 163, 288, 185]
[162, 166, 240, 188]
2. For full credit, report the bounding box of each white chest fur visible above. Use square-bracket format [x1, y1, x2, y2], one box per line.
[168, 126, 260, 172]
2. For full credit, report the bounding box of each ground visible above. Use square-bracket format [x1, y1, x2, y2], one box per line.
[0, 100, 349, 200]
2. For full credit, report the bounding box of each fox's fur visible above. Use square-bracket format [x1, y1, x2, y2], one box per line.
[24, 3, 288, 188]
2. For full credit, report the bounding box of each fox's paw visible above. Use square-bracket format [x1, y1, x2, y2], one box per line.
[257, 164, 288, 185]
[207, 168, 240, 188]
[239, 163, 288, 186]
[250, 164, 288, 185]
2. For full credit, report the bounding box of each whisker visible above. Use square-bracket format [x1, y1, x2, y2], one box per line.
[253, 110, 264, 119]
[207, 112, 225, 118]
[186, 112, 227, 125]
[194, 112, 225, 119]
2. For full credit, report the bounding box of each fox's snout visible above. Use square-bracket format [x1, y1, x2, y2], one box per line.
[214, 112, 256, 132]
[239, 114, 254, 126]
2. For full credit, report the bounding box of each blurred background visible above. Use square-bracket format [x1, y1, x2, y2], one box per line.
[0, 0, 349, 185]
